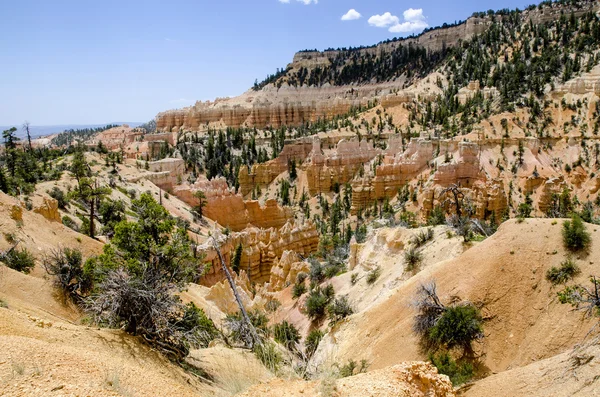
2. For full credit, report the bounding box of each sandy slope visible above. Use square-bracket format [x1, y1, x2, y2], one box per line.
[314, 219, 598, 375]
[461, 340, 600, 397]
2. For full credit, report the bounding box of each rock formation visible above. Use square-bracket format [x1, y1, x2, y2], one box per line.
[238, 137, 314, 196]
[198, 220, 319, 285]
[174, 177, 293, 231]
[87, 125, 144, 151]
[305, 137, 380, 195]
[32, 196, 61, 223]
[237, 362, 455, 397]
[268, 251, 309, 292]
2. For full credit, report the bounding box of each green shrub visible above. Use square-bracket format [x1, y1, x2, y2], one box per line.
[1, 247, 35, 274]
[62, 215, 79, 231]
[546, 258, 580, 285]
[42, 247, 90, 300]
[366, 266, 381, 285]
[47, 187, 69, 209]
[292, 282, 307, 299]
[355, 224, 367, 243]
[562, 215, 591, 252]
[253, 341, 282, 373]
[428, 206, 446, 226]
[225, 309, 270, 343]
[412, 228, 434, 248]
[273, 320, 300, 350]
[177, 302, 219, 348]
[265, 298, 281, 313]
[4, 232, 17, 245]
[309, 259, 325, 284]
[305, 284, 335, 320]
[351, 273, 358, 285]
[404, 247, 423, 271]
[327, 296, 354, 324]
[429, 304, 483, 352]
[305, 329, 324, 358]
[429, 352, 475, 386]
[323, 261, 346, 279]
[336, 359, 369, 378]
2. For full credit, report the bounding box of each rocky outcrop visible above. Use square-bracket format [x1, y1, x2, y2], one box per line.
[433, 141, 483, 187]
[32, 197, 61, 223]
[306, 138, 380, 195]
[422, 179, 508, 221]
[268, 251, 309, 292]
[351, 138, 433, 213]
[174, 177, 293, 231]
[238, 137, 314, 196]
[87, 125, 144, 151]
[237, 362, 455, 397]
[537, 176, 569, 214]
[156, 95, 367, 132]
[198, 220, 319, 285]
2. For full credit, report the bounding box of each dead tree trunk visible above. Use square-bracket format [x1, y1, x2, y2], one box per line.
[211, 236, 261, 348]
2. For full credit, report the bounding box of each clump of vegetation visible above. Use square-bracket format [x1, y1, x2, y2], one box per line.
[412, 228, 434, 248]
[413, 282, 483, 354]
[62, 215, 78, 231]
[47, 187, 69, 209]
[354, 224, 367, 244]
[273, 320, 300, 350]
[225, 309, 270, 345]
[366, 266, 381, 285]
[75, 193, 218, 360]
[305, 329, 324, 358]
[429, 352, 475, 386]
[292, 272, 308, 299]
[335, 359, 369, 378]
[327, 296, 354, 325]
[558, 276, 600, 318]
[253, 341, 282, 373]
[265, 298, 281, 313]
[43, 247, 89, 300]
[429, 305, 483, 353]
[308, 258, 325, 285]
[404, 247, 423, 272]
[177, 302, 220, 348]
[0, 246, 36, 274]
[305, 284, 335, 321]
[562, 215, 591, 253]
[546, 258, 580, 285]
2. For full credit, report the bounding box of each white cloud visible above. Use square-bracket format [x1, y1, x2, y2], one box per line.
[279, 0, 318, 4]
[369, 8, 429, 33]
[368, 12, 399, 28]
[341, 9, 361, 21]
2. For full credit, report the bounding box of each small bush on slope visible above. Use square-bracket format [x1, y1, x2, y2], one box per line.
[327, 296, 354, 325]
[546, 258, 580, 285]
[273, 320, 300, 350]
[305, 329, 324, 358]
[305, 285, 335, 320]
[404, 247, 423, 272]
[1, 247, 35, 274]
[429, 352, 474, 386]
[562, 215, 591, 253]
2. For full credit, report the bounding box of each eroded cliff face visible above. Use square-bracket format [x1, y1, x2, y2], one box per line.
[239, 138, 314, 196]
[174, 177, 293, 231]
[197, 220, 319, 285]
[305, 137, 380, 196]
[155, 2, 598, 134]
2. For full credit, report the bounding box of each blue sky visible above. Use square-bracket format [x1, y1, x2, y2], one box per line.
[1, 0, 534, 126]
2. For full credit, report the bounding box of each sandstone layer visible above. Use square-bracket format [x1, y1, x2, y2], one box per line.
[174, 177, 293, 231]
[197, 220, 319, 285]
